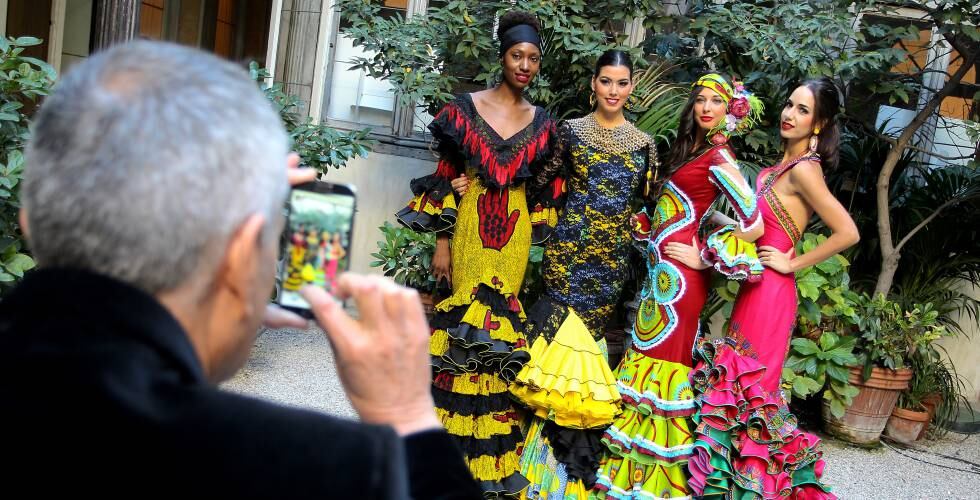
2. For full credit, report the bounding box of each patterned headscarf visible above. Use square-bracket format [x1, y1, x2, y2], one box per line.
[693, 73, 764, 142]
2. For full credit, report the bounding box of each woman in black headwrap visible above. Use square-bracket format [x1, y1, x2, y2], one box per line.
[395, 11, 559, 498]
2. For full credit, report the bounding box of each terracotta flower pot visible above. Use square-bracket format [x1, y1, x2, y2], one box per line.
[822, 366, 912, 446]
[917, 392, 943, 440]
[418, 292, 435, 320]
[885, 406, 930, 444]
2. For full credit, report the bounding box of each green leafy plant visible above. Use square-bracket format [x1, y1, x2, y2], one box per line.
[855, 294, 953, 375]
[369, 221, 436, 293]
[795, 233, 861, 337]
[248, 62, 375, 173]
[904, 345, 973, 438]
[337, 0, 658, 120]
[0, 36, 56, 294]
[783, 331, 860, 418]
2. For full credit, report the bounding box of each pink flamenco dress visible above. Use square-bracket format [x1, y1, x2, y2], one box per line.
[594, 144, 762, 499]
[688, 155, 836, 499]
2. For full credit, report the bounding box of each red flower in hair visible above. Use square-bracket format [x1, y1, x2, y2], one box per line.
[729, 97, 750, 119]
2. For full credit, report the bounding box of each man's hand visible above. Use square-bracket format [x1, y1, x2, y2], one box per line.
[301, 274, 441, 436]
[263, 153, 318, 330]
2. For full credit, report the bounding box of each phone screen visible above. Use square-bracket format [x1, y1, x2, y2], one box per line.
[279, 186, 355, 309]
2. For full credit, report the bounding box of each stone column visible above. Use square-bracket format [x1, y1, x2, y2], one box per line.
[92, 0, 140, 52]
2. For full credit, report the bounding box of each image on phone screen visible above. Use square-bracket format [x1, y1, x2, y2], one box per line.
[279, 188, 354, 309]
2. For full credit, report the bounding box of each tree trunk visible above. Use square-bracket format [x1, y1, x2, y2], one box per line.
[92, 0, 140, 52]
[874, 49, 977, 296]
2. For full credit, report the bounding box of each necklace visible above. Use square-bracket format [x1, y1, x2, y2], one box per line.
[567, 113, 650, 154]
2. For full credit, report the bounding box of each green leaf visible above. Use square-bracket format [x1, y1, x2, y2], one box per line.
[791, 338, 820, 356]
[830, 398, 847, 418]
[826, 363, 851, 383]
[792, 376, 822, 397]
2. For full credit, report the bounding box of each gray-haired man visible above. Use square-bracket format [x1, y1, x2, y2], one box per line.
[0, 41, 480, 498]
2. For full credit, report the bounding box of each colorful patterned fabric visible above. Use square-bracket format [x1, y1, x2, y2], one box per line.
[687, 155, 835, 500]
[596, 144, 759, 498]
[688, 342, 835, 499]
[700, 224, 764, 282]
[514, 116, 657, 496]
[399, 94, 557, 498]
[594, 351, 695, 499]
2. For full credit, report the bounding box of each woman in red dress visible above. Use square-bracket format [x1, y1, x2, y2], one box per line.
[595, 74, 764, 498]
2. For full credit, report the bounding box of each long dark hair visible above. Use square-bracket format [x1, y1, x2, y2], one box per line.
[798, 77, 842, 171]
[662, 73, 734, 182]
[593, 49, 633, 78]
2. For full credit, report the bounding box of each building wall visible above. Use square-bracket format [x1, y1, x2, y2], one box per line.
[936, 283, 980, 403]
[320, 152, 437, 276]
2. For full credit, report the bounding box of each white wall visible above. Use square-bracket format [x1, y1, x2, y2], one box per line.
[321, 151, 437, 275]
[936, 282, 980, 403]
[60, 0, 92, 73]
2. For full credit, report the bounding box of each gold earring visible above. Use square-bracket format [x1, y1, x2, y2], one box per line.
[814, 126, 821, 135]
[589, 92, 596, 109]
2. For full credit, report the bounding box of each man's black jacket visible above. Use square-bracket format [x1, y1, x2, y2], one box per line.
[0, 268, 480, 498]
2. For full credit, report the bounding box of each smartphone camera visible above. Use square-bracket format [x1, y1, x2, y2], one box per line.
[277, 181, 356, 317]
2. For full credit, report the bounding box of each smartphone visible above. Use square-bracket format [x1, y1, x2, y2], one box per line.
[277, 181, 356, 317]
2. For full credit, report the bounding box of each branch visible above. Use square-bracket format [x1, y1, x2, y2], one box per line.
[894, 197, 959, 253]
[903, 144, 977, 162]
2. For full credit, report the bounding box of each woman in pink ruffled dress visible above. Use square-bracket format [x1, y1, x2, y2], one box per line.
[683, 78, 860, 499]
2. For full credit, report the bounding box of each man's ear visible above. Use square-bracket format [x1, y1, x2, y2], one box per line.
[216, 214, 267, 308]
[18, 208, 29, 239]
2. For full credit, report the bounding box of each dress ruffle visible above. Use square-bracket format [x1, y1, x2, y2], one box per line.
[396, 189, 458, 233]
[700, 224, 764, 282]
[510, 307, 620, 429]
[429, 96, 555, 190]
[519, 419, 595, 499]
[595, 349, 696, 498]
[529, 177, 566, 245]
[429, 274, 532, 497]
[688, 340, 836, 499]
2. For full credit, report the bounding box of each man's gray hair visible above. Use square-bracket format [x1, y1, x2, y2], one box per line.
[23, 41, 289, 294]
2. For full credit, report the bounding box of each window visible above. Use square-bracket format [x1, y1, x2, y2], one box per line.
[322, 0, 410, 132]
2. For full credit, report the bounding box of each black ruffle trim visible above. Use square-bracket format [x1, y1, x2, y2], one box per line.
[428, 96, 555, 191]
[409, 173, 455, 201]
[523, 296, 568, 345]
[445, 425, 525, 458]
[478, 473, 531, 499]
[541, 422, 604, 489]
[395, 205, 457, 234]
[432, 385, 515, 416]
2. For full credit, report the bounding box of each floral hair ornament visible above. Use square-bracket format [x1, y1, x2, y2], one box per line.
[693, 73, 764, 145]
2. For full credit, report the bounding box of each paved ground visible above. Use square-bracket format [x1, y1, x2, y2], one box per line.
[223, 327, 980, 499]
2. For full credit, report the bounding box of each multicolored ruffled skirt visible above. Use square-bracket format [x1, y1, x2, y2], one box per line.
[688, 340, 836, 499]
[594, 349, 696, 499]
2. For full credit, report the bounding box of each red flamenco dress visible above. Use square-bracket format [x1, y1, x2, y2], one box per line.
[688, 155, 836, 499]
[595, 144, 761, 499]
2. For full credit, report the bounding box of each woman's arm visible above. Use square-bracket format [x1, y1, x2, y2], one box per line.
[759, 160, 859, 273]
[708, 151, 763, 242]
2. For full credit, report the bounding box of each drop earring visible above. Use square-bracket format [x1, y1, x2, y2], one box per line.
[809, 126, 821, 154]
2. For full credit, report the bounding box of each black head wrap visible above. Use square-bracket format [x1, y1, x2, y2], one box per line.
[499, 24, 541, 57]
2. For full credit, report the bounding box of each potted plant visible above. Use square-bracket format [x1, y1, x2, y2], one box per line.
[369, 222, 438, 316]
[782, 330, 861, 420]
[889, 345, 971, 441]
[824, 294, 951, 446]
